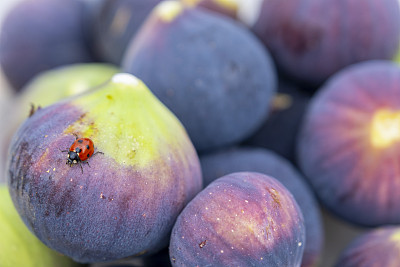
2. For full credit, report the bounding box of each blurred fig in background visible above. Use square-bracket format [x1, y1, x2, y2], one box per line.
[170, 172, 305, 267]
[298, 60, 400, 226]
[242, 82, 311, 163]
[91, 0, 163, 65]
[7, 73, 202, 263]
[251, 0, 400, 88]
[0, 0, 93, 91]
[334, 226, 400, 267]
[200, 147, 323, 267]
[123, 1, 277, 152]
[0, 185, 80, 267]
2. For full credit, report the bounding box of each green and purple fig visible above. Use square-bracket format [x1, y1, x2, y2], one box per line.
[6, 73, 202, 263]
[0, 185, 80, 267]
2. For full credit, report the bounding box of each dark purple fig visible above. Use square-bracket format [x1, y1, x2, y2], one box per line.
[0, 0, 93, 91]
[298, 60, 400, 226]
[200, 147, 323, 267]
[169, 172, 305, 267]
[122, 1, 277, 152]
[251, 0, 400, 87]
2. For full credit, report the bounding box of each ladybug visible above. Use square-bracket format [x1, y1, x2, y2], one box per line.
[61, 134, 103, 173]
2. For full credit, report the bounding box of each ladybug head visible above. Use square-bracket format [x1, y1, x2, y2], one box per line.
[67, 151, 80, 166]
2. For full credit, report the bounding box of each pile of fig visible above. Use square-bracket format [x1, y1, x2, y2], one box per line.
[1, 0, 400, 266]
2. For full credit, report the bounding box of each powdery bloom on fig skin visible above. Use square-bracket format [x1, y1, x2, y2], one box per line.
[170, 172, 305, 267]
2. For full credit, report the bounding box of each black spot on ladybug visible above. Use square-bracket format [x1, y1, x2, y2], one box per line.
[75, 147, 82, 153]
[86, 145, 90, 149]
[78, 139, 83, 143]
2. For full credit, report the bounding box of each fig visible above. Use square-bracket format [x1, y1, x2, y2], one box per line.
[169, 171, 305, 266]
[91, 0, 163, 65]
[200, 147, 323, 267]
[242, 82, 311, 163]
[6, 73, 202, 263]
[1, 63, 119, 183]
[0, 0, 92, 91]
[251, 0, 400, 87]
[297, 60, 400, 226]
[335, 226, 400, 267]
[122, 1, 277, 152]
[0, 185, 80, 267]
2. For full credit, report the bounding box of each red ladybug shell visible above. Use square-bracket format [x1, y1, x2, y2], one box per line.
[69, 138, 95, 162]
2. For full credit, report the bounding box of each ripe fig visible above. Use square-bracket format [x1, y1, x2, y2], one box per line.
[122, 1, 277, 152]
[0, 185, 80, 267]
[252, 0, 400, 87]
[7, 73, 202, 263]
[200, 147, 323, 267]
[298, 60, 400, 226]
[169, 172, 305, 266]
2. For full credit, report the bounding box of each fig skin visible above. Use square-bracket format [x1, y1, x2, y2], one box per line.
[0, 0, 93, 91]
[169, 171, 305, 267]
[252, 0, 400, 87]
[335, 226, 400, 267]
[7, 73, 202, 263]
[297, 60, 400, 226]
[0, 185, 80, 267]
[90, 0, 163, 65]
[200, 147, 322, 267]
[1, 63, 119, 183]
[122, 1, 277, 152]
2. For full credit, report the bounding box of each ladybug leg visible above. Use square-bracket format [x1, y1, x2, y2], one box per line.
[92, 151, 104, 157]
[73, 133, 79, 140]
[85, 161, 91, 168]
[59, 147, 69, 153]
[79, 162, 84, 174]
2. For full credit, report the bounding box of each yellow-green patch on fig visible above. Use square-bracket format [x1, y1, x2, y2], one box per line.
[64, 73, 191, 168]
[0, 186, 78, 267]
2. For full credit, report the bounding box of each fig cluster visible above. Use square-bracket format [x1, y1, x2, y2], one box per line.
[1, 0, 400, 266]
